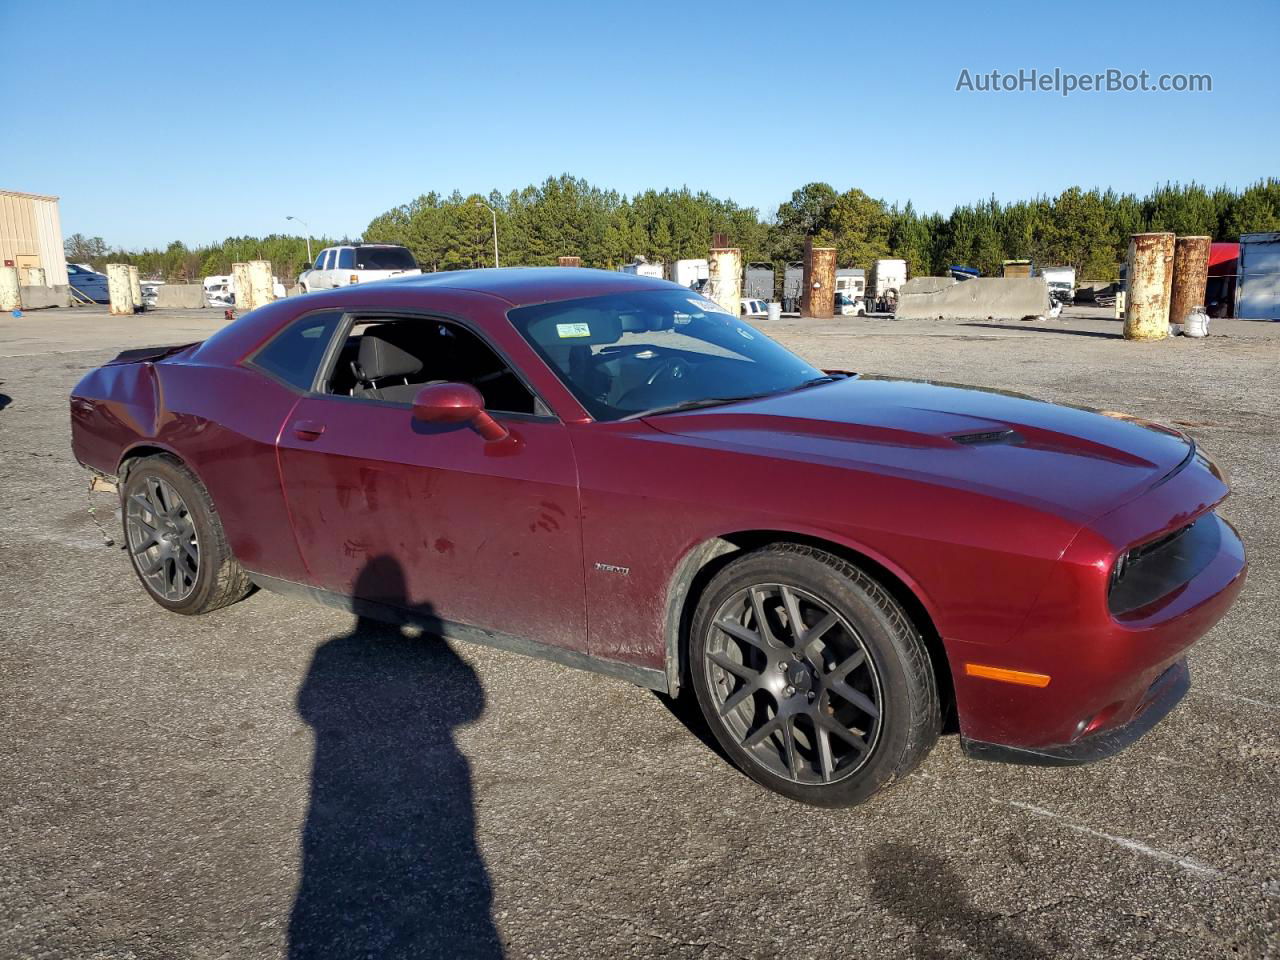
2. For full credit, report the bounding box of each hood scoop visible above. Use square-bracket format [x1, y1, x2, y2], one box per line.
[950, 429, 1022, 446]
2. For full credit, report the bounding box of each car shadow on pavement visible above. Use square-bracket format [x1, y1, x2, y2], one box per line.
[866, 841, 1046, 960]
[288, 555, 503, 959]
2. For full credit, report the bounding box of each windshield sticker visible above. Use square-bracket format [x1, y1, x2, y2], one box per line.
[688, 297, 729, 315]
[556, 322, 592, 338]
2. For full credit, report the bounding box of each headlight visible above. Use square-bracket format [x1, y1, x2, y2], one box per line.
[1110, 550, 1130, 589]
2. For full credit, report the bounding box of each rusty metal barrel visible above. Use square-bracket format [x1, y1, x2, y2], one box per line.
[1170, 236, 1212, 327]
[107, 264, 133, 315]
[1123, 233, 1175, 341]
[802, 243, 837, 318]
[708, 247, 742, 317]
[0, 265, 20, 311]
[248, 260, 275, 309]
[127, 265, 142, 310]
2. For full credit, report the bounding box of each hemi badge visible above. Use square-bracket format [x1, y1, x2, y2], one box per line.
[594, 562, 630, 575]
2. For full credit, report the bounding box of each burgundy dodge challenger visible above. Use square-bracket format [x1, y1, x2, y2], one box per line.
[70, 268, 1246, 806]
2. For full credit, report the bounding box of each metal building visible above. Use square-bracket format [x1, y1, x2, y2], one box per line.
[1, 189, 68, 286]
[1238, 232, 1280, 320]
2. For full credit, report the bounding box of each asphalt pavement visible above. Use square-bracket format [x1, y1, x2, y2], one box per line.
[1, 304, 1276, 958]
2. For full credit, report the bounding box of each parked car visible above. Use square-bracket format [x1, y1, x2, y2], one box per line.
[69, 268, 1246, 807]
[834, 292, 866, 316]
[740, 298, 769, 318]
[66, 263, 110, 303]
[298, 244, 421, 292]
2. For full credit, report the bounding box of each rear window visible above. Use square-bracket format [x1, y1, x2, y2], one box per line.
[354, 246, 417, 271]
[249, 311, 342, 391]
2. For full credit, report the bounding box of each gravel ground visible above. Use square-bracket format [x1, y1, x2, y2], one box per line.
[1, 304, 1277, 959]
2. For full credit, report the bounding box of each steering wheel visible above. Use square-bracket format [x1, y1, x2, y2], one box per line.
[645, 356, 692, 387]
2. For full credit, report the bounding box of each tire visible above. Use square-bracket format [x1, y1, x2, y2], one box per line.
[689, 544, 940, 807]
[120, 455, 252, 615]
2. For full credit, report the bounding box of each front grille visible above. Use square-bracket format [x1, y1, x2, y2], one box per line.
[1108, 514, 1221, 617]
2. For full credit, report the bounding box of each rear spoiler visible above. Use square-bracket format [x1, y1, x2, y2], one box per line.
[106, 342, 201, 365]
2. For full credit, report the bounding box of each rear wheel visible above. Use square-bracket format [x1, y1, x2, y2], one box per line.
[121, 455, 252, 615]
[689, 544, 940, 807]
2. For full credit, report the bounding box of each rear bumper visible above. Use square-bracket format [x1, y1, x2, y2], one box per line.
[960, 658, 1189, 765]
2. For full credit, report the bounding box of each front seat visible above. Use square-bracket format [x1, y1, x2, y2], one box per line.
[351, 335, 425, 402]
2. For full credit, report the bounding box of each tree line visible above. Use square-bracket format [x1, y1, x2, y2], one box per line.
[70, 175, 1280, 284]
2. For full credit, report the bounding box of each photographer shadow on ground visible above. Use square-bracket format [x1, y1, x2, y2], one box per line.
[288, 554, 502, 959]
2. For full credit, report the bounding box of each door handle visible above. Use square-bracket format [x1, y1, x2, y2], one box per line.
[292, 419, 326, 441]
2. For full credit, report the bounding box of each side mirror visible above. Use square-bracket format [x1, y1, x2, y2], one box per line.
[412, 382, 509, 442]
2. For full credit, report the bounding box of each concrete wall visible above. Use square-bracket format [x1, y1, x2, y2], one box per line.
[153, 284, 206, 308]
[895, 277, 1050, 320]
[19, 285, 70, 309]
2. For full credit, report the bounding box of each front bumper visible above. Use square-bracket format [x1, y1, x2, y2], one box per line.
[946, 443, 1246, 758]
[960, 658, 1189, 765]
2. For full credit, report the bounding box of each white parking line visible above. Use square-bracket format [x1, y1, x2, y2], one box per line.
[1006, 801, 1224, 879]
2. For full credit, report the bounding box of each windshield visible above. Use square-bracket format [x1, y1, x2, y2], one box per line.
[354, 246, 417, 271]
[509, 289, 824, 421]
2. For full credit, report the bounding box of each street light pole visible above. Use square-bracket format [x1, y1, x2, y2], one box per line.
[285, 215, 312, 264]
[472, 198, 499, 268]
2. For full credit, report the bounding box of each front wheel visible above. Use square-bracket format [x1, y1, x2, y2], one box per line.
[121, 455, 252, 615]
[689, 544, 940, 807]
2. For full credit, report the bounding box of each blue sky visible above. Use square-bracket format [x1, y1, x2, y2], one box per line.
[6, 0, 1275, 248]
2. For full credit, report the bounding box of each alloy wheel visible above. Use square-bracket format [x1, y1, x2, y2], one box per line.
[125, 475, 199, 602]
[702, 583, 883, 785]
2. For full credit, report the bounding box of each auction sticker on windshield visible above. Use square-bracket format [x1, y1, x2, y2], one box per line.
[556, 322, 592, 338]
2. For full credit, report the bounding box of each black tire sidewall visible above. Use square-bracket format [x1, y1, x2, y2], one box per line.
[121, 457, 226, 615]
[689, 546, 938, 808]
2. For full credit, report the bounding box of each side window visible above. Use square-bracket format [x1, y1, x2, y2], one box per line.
[250, 311, 342, 391]
[337, 248, 354, 270]
[313, 251, 326, 270]
[321, 250, 335, 270]
[326, 317, 538, 415]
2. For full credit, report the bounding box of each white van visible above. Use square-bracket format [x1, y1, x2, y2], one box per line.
[298, 244, 421, 292]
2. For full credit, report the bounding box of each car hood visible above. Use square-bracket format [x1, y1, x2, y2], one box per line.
[642, 376, 1195, 525]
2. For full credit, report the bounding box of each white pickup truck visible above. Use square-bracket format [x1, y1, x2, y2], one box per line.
[298, 244, 421, 292]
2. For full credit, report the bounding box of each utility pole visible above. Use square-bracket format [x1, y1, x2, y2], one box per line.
[472, 198, 500, 268]
[286, 215, 312, 265]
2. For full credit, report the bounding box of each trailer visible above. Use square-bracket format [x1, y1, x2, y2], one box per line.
[1237, 233, 1280, 320]
[1037, 265, 1076, 304]
[619, 260, 664, 279]
[668, 258, 709, 290]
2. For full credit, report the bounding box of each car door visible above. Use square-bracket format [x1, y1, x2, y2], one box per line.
[317, 249, 336, 288]
[275, 311, 588, 653]
[334, 247, 355, 286]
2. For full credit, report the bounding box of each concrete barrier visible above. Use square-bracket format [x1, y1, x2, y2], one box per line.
[18, 285, 70, 309]
[1075, 281, 1116, 303]
[901, 277, 956, 296]
[153, 283, 206, 308]
[895, 277, 1050, 321]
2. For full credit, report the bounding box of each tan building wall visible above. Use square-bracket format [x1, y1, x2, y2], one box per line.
[0, 190, 69, 287]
